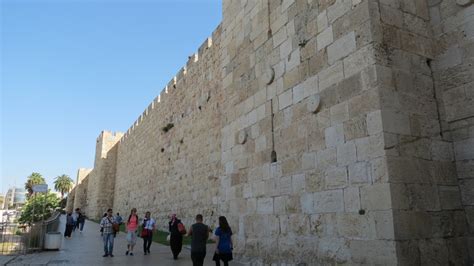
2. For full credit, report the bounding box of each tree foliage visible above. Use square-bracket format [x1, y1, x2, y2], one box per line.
[53, 174, 74, 199]
[18, 191, 60, 224]
[25, 172, 46, 197]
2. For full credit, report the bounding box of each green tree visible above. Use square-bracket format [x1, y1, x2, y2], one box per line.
[18, 191, 60, 223]
[25, 172, 46, 197]
[53, 174, 74, 199]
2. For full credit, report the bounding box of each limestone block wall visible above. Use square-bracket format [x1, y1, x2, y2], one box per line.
[429, 0, 474, 260]
[219, 0, 399, 263]
[113, 28, 223, 229]
[73, 168, 92, 212]
[65, 187, 75, 213]
[69, 0, 473, 263]
[373, 0, 470, 264]
[84, 131, 122, 218]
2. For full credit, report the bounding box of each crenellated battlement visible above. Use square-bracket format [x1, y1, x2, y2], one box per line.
[120, 27, 220, 143]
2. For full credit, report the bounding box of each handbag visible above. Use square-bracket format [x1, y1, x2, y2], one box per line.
[178, 223, 186, 234]
[140, 228, 148, 238]
[108, 217, 120, 233]
[112, 223, 120, 233]
[141, 220, 149, 238]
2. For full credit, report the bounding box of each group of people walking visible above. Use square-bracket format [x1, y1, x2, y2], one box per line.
[64, 208, 86, 238]
[98, 208, 233, 266]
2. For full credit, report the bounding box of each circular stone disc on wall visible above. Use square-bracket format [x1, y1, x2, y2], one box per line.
[307, 94, 321, 113]
[238, 130, 247, 144]
[263, 67, 275, 85]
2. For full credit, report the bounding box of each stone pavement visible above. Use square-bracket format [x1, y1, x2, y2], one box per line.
[3, 216, 243, 265]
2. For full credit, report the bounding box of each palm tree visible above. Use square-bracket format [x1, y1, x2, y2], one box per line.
[25, 172, 46, 197]
[54, 174, 74, 199]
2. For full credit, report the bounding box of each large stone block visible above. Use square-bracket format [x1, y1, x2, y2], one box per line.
[319, 60, 344, 91]
[313, 189, 344, 213]
[393, 210, 432, 239]
[361, 183, 392, 210]
[374, 210, 395, 239]
[343, 186, 361, 212]
[349, 239, 398, 264]
[336, 212, 376, 239]
[325, 166, 348, 189]
[327, 0, 352, 23]
[460, 179, 474, 205]
[439, 185, 463, 210]
[343, 115, 368, 141]
[327, 31, 357, 64]
[337, 141, 357, 166]
[317, 25, 334, 51]
[325, 124, 345, 148]
[330, 102, 349, 125]
[349, 162, 370, 184]
[454, 138, 474, 160]
[257, 197, 274, 214]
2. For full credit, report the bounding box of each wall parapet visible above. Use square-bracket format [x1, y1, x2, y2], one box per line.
[120, 26, 221, 143]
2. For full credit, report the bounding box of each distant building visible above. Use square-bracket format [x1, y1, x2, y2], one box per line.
[0, 193, 4, 209]
[4, 187, 26, 210]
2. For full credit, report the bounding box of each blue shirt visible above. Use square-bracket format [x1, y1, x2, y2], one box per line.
[215, 227, 232, 253]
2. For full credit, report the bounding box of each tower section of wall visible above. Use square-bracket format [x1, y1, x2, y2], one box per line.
[369, 0, 471, 264]
[65, 187, 75, 212]
[84, 131, 123, 218]
[112, 28, 223, 228]
[73, 168, 92, 211]
[219, 0, 399, 263]
[428, 0, 474, 261]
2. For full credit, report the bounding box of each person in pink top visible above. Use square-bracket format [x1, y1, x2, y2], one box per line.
[125, 208, 139, 256]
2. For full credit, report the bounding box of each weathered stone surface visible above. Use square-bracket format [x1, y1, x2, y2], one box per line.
[68, 0, 473, 263]
[314, 189, 344, 213]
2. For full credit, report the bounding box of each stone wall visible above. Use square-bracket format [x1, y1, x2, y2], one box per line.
[72, 168, 92, 211]
[374, 0, 471, 264]
[429, 0, 474, 261]
[69, 0, 472, 263]
[65, 187, 75, 213]
[83, 131, 123, 218]
[112, 29, 223, 228]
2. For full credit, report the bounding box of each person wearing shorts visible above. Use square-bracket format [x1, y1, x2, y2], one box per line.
[125, 208, 138, 256]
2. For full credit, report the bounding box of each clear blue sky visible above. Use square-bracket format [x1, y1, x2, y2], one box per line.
[0, 0, 222, 194]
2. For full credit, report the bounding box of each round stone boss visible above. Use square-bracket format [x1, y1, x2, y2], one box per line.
[307, 94, 321, 114]
[263, 67, 275, 85]
[238, 130, 247, 144]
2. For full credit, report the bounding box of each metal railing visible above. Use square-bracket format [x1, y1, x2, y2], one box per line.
[0, 211, 61, 255]
[0, 221, 27, 255]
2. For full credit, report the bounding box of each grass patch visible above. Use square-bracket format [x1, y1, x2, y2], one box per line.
[1, 242, 20, 254]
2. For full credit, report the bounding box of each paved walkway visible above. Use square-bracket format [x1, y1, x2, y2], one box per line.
[4, 216, 242, 265]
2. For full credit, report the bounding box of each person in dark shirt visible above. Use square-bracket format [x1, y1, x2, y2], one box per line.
[187, 214, 210, 266]
[213, 216, 233, 266]
[77, 208, 86, 233]
[168, 214, 183, 260]
[64, 212, 74, 238]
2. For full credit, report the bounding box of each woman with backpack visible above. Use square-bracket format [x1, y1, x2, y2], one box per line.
[125, 208, 138, 256]
[168, 214, 185, 260]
